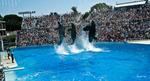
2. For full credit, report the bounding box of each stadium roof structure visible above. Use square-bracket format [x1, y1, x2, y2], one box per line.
[115, 0, 146, 8]
[18, 11, 36, 15]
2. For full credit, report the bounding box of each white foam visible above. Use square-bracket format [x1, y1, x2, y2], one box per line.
[80, 31, 103, 52]
[54, 44, 69, 55]
[84, 43, 103, 52]
[68, 44, 84, 54]
[54, 31, 103, 55]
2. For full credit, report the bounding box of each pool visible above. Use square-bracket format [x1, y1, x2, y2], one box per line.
[5, 43, 150, 81]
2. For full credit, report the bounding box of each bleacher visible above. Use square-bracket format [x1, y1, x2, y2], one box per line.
[114, 0, 148, 10]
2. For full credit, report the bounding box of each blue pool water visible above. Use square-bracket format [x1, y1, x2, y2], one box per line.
[7, 43, 150, 81]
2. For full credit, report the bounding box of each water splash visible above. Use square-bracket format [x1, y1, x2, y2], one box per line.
[84, 42, 103, 52]
[54, 29, 103, 55]
[54, 42, 69, 55]
[55, 41, 83, 55]
[80, 31, 103, 52]
[68, 44, 84, 54]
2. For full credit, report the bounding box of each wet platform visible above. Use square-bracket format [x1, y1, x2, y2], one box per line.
[0, 52, 18, 69]
[127, 40, 150, 44]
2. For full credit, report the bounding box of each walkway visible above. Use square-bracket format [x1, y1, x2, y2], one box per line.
[0, 51, 18, 81]
[127, 40, 150, 44]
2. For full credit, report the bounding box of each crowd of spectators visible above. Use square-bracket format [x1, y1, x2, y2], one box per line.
[17, 12, 80, 46]
[17, 4, 150, 47]
[17, 28, 58, 46]
[89, 4, 150, 41]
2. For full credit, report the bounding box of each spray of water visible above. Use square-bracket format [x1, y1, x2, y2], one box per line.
[54, 39, 84, 55]
[54, 31, 103, 55]
[54, 42, 69, 55]
[80, 31, 103, 52]
[68, 44, 84, 54]
[54, 39, 68, 55]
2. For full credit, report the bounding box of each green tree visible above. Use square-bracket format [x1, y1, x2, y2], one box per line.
[3, 14, 23, 31]
[82, 12, 90, 20]
[90, 3, 111, 12]
[0, 15, 3, 21]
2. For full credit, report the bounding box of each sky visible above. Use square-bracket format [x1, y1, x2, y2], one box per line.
[0, 0, 138, 16]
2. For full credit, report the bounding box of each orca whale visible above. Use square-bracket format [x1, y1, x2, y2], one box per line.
[55, 22, 65, 45]
[83, 21, 97, 43]
[68, 23, 76, 45]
